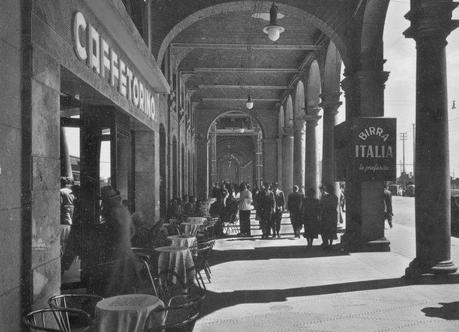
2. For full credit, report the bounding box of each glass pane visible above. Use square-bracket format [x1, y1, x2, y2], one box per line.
[100, 140, 111, 186]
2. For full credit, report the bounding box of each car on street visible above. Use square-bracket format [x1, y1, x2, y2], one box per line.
[405, 184, 415, 197]
[388, 184, 404, 196]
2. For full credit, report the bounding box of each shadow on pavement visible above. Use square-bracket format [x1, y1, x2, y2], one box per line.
[200, 278, 403, 318]
[422, 301, 459, 320]
[200, 275, 459, 319]
[210, 245, 349, 264]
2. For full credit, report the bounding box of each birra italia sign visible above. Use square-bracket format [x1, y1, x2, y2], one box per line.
[335, 118, 396, 181]
[72, 11, 156, 121]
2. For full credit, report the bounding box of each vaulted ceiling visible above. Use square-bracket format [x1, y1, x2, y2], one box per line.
[164, 1, 350, 114]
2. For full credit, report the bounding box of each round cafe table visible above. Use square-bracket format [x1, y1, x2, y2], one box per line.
[186, 217, 207, 224]
[95, 294, 164, 332]
[167, 235, 197, 248]
[154, 246, 195, 284]
[180, 222, 203, 236]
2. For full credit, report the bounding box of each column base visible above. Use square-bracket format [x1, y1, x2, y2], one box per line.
[341, 232, 390, 252]
[405, 258, 458, 281]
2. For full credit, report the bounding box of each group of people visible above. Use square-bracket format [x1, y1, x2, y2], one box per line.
[167, 195, 207, 220]
[207, 180, 343, 247]
[287, 184, 340, 248]
[253, 182, 339, 248]
[208, 182, 243, 236]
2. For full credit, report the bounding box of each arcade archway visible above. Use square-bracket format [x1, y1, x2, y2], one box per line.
[207, 111, 263, 192]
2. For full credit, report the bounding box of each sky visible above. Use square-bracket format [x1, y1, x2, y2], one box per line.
[66, 0, 459, 180]
[383, 0, 459, 177]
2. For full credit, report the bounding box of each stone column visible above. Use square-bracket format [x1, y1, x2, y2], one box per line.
[210, 125, 217, 186]
[277, 135, 283, 187]
[321, 92, 342, 196]
[263, 137, 277, 183]
[196, 136, 209, 199]
[256, 131, 263, 185]
[282, 128, 294, 195]
[404, 0, 458, 277]
[293, 120, 306, 191]
[134, 129, 157, 222]
[30, 47, 61, 308]
[341, 69, 390, 251]
[304, 107, 321, 194]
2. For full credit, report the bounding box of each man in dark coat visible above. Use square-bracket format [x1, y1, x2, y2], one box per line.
[258, 182, 275, 239]
[384, 185, 393, 228]
[272, 182, 285, 238]
[287, 185, 304, 238]
[302, 188, 320, 247]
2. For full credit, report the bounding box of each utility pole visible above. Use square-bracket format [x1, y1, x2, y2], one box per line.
[400, 132, 408, 174]
[412, 123, 416, 177]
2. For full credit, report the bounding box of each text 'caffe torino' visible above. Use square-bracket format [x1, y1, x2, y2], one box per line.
[73, 11, 156, 121]
[335, 118, 396, 181]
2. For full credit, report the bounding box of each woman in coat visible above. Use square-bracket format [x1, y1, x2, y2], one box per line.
[90, 186, 142, 297]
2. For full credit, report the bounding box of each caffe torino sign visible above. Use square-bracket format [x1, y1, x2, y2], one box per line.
[72, 11, 156, 121]
[335, 117, 396, 181]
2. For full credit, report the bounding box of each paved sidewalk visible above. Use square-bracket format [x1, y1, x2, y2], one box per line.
[194, 197, 459, 332]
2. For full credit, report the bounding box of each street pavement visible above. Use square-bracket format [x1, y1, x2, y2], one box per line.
[194, 197, 459, 332]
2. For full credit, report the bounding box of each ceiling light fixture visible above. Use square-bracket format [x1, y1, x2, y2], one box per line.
[246, 95, 254, 110]
[263, 2, 285, 42]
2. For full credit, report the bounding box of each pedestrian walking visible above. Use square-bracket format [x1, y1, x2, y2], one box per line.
[287, 185, 304, 238]
[258, 182, 275, 239]
[238, 183, 253, 236]
[338, 183, 345, 224]
[272, 182, 285, 238]
[319, 183, 338, 248]
[302, 188, 320, 247]
[384, 184, 393, 228]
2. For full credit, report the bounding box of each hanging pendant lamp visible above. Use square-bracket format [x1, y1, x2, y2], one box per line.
[263, 2, 285, 42]
[246, 95, 254, 110]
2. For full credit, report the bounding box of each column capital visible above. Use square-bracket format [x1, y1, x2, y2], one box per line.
[320, 100, 342, 115]
[293, 119, 306, 133]
[282, 127, 294, 137]
[404, 1, 459, 44]
[320, 91, 342, 103]
[303, 106, 322, 125]
[341, 69, 389, 94]
[263, 138, 278, 144]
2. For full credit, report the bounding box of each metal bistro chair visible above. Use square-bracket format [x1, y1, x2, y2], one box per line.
[23, 308, 93, 332]
[48, 294, 103, 320]
[132, 248, 160, 297]
[223, 213, 240, 236]
[157, 269, 188, 302]
[152, 287, 206, 332]
[186, 246, 206, 292]
[195, 241, 214, 284]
